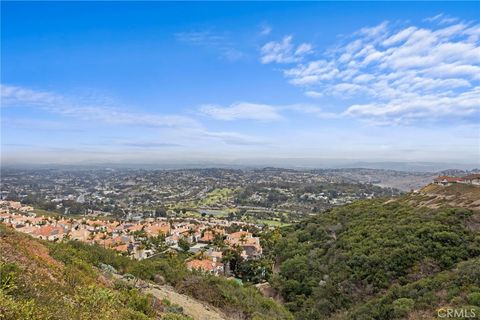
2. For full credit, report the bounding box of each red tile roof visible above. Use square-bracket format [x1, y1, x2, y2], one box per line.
[434, 176, 463, 183]
[186, 259, 223, 272]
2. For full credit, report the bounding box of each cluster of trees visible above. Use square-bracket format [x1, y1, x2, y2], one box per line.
[235, 185, 289, 208]
[270, 199, 480, 319]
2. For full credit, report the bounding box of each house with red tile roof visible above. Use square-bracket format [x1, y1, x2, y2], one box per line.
[227, 230, 252, 241]
[208, 250, 223, 263]
[145, 223, 170, 237]
[70, 228, 91, 242]
[166, 234, 180, 246]
[433, 176, 463, 186]
[199, 230, 215, 243]
[113, 244, 130, 253]
[32, 225, 66, 241]
[186, 258, 224, 276]
[226, 230, 262, 259]
[459, 174, 480, 186]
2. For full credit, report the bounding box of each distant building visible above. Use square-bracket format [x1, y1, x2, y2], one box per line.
[32, 225, 66, 241]
[188, 243, 208, 253]
[226, 230, 263, 259]
[434, 176, 463, 186]
[459, 174, 480, 186]
[199, 230, 215, 243]
[433, 174, 480, 186]
[186, 258, 224, 276]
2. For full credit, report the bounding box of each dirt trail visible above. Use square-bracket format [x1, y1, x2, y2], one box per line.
[143, 285, 228, 320]
[111, 273, 227, 320]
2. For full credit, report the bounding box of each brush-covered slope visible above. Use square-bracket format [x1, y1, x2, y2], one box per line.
[271, 193, 480, 319]
[0, 224, 292, 320]
[414, 183, 480, 211]
[0, 224, 176, 320]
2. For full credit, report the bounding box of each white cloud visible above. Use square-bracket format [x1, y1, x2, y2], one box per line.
[175, 30, 244, 61]
[344, 87, 479, 119]
[1, 85, 58, 106]
[283, 104, 340, 119]
[283, 60, 339, 85]
[305, 90, 323, 98]
[200, 101, 339, 121]
[259, 24, 272, 36]
[200, 102, 283, 121]
[1, 84, 269, 146]
[424, 13, 459, 25]
[267, 18, 480, 123]
[260, 36, 313, 64]
[1, 84, 199, 128]
[358, 21, 389, 39]
[382, 27, 417, 46]
[200, 131, 268, 145]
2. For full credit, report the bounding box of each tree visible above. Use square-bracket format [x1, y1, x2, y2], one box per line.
[237, 259, 271, 283]
[213, 234, 226, 249]
[178, 238, 190, 252]
[222, 246, 243, 275]
[155, 207, 167, 218]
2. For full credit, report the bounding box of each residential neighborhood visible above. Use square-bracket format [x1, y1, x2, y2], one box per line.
[0, 167, 400, 225]
[0, 200, 265, 276]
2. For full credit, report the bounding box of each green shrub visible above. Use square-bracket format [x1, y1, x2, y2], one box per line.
[0, 262, 20, 294]
[0, 291, 39, 320]
[467, 292, 480, 307]
[392, 298, 414, 318]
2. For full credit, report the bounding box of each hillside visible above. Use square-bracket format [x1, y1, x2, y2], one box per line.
[0, 224, 292, 320]
[414, 183, 480, 211]
[0, 224, 195, 320]
[271, 190, 480, 319]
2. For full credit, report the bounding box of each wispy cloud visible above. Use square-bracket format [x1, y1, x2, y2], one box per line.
[1, 84, 200, 129]
[113, 140, 181, 148]
[283, 104, 340, 119]
[175, 31, 228, 46]
[304, 91, 323, 98]
[424, 13, 459, 25]
[1, 84, 267, 146]
[260, 36, 313, 64]
[2, 118, 84, 131]
[263, 17, 480, 123]
[199, 101, 339, 121]
[199, 131, 269, 146]
[199, 102, 284, 121]
[259, 23, 272, 36]
[175, 30, 244, 61]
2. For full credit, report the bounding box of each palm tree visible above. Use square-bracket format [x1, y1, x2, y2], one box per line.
[240, 234, 247, 245]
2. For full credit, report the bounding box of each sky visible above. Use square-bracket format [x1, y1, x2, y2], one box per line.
[1, 1, 479, 166]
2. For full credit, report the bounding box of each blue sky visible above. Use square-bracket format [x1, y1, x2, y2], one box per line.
[1, 1, 479, 165]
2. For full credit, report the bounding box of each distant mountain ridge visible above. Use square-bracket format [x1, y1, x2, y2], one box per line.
[2, 160, 478, 172]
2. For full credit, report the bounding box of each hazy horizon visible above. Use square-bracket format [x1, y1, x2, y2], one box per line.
[1, 158, 478, 173]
